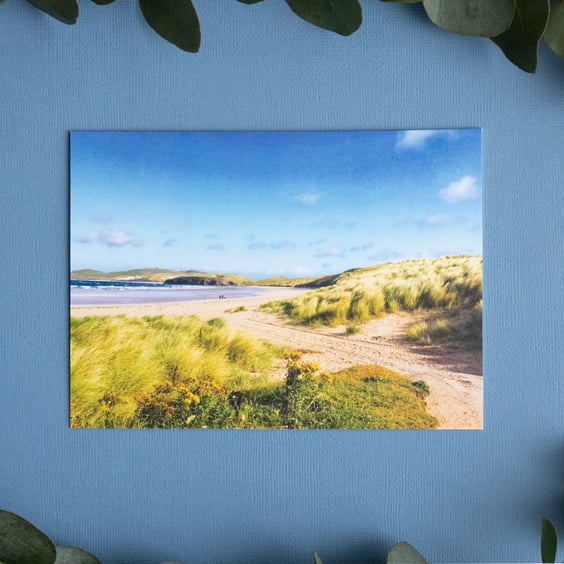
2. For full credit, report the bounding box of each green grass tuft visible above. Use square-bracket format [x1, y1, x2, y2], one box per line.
[345, 323, 360, 336]
[263, 256, 482, 347]
[405, 319, 454, 344]
[225, 305, 247, 313]
[71, 316, 436, 429]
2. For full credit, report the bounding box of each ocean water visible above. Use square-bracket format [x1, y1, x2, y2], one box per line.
[70, 280, 273, 306]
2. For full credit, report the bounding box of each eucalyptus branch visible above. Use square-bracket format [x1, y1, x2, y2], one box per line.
[11, 0, 564, 73]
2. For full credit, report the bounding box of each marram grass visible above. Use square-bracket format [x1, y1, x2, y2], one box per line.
[263, 255, 482, 329]
[70, 315, 436, 429]
[70, 314, 279, 428]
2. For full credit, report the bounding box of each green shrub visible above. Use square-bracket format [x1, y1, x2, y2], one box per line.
[345, 323, 360, 335]
[278, 361, 437, 429]
[412, 380, 430, 398]
[406, 319, 455, 344]
[463, 301, 482, 345]
[225, 305, 247, 313]
[406, 322, 432, 344]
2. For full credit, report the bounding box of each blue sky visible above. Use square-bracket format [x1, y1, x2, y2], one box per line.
[70, 129, 482, 278]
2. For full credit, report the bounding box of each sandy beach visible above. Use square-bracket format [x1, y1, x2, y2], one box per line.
[71, 286, 483, 430]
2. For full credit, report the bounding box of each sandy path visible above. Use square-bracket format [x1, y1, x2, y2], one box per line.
[72, 288, 483, 430]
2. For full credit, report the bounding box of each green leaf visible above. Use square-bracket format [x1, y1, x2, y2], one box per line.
[139, 0, 200, 52]
[285, 0, 362, 36]
[387, 542, 428, 564]
[541, 518, 558, 564]
[544, 1, 564, 59]
[422, 0, 515, 37]
[492, 0, 549, 73]
[0, 510, 57, 564]
[54, 546, 100, 564]
[25, 0, 78, 24]
[313, 552, 324, 564]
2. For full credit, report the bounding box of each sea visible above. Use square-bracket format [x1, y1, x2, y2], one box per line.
[70, 279, 274, 307]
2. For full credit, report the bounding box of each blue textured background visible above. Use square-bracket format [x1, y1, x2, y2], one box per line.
[1, 2, 563, 563]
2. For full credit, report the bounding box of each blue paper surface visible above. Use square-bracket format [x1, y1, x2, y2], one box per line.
[0, 2, 563, 562]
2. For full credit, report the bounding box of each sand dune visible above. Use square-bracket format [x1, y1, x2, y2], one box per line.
[71, 287, 483, 430]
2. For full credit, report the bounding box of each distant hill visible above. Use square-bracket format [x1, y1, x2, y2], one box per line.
[256, 275, 326, 287]
[296, 273, 341, 288]
[70, 268, 332, 287]
[164, 272, 257, 286]
[71, 268, 186, 283]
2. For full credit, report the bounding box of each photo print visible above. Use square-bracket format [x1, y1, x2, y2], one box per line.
[70, 130, 482, 429]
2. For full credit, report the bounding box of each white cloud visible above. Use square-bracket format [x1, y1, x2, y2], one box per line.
[366, 250, 404, 263]
[162, 238, 177, 248]
[314, 246, 345, 258]
[248, 241, 267, 250]
[396, 130, 439, 150]
[206, 243, 225, 251]
[77, 230, 142, 248]
[270, 240, 296, 250]
[77, 233, 98, 244]
[424, 213, 456, 225]
[439, 175, 480, 202]
[295, 192, 321, 205]
[294, 265, 313, 275]
[350, 242, 374, 252]
[312, 218, 340, 229]
[248, 239, 296, 251]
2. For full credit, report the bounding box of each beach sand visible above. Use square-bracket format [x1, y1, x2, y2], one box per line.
[71, 286, 483, 430]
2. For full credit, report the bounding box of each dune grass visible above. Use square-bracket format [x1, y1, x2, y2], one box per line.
[71, 315, 436, 429]
[225, 305, 247, 313]
[70, 314, 281, 428]
[405, 300, 482, 347]
[262, 255, 482, 330]
[406, 319, 455, 345]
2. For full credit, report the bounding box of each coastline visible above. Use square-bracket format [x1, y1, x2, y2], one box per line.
[70, 286, 309, 318]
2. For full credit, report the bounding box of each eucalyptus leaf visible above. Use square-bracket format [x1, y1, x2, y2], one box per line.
[25, 0, 78, 24]
[139, 0, 200, 52]
[54, 546, 100, 564]
[422, 0, 515, 37]
[541, 518, 558, 564]
[285, 0, 362, 36]
[0, 510, 57, 564]
[544, 2, 564, 59]
[492, 0, 549, 73]
[90, 0, 117, 5]
[386, 541, 428, 564]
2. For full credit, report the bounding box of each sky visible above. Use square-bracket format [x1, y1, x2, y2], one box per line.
[70, 129, 482, 279]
